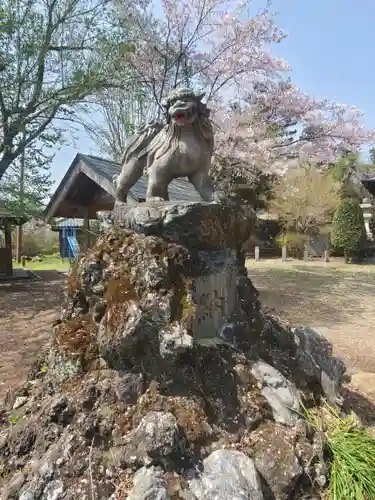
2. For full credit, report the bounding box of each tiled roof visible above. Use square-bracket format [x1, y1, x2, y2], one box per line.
[362, 172, 375, 182]
[53, 218, 85, 228]
[81, 154, 203, 202]
[80, 154, 120, 182]
[0, 204, 28, 224]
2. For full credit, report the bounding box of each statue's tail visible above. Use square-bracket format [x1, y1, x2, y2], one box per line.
[120, 120, 163, 165]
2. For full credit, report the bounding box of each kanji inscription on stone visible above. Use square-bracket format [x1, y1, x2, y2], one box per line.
[192, 269, 237, 342]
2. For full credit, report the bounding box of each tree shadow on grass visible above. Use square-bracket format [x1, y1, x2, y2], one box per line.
[247, 265, 375, 327]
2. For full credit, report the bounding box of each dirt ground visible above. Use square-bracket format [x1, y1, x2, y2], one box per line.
[246, 259, 375, 421]
[1, 261, 375, 414]
[247, 260, 375, 374]
[0, 271, 65, 402]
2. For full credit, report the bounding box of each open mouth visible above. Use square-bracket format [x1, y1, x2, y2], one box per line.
[174, 112, 185, 121]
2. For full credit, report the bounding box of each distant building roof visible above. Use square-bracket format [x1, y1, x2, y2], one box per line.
[44, 153, 203, 221]
[358, 171, 375, 198]
[81, 154, 201, 203]
[51, 218, 85, 229]
[362, 172, 375, 182]
[0, 205, 28, 225]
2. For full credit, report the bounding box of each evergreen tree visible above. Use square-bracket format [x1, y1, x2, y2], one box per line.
[331, 198, 366, 263]
[0, 147, 53, 218]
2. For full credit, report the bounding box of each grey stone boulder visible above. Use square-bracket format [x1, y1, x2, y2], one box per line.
[293, 326, 348, 403]
[127, 467, 171, 500]
[251, 361, 300, 425]
[123, 411, 184, 466]
[188, 449, 264, 500]
[253, 424, 302, 500]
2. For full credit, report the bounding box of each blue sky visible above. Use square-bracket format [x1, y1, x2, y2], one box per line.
[49, 0, 375, 187]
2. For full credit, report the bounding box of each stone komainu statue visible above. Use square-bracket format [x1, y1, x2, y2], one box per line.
[115, 87, 218, 203]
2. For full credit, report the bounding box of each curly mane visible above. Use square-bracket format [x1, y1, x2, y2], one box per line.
[120, 91, 214, 170]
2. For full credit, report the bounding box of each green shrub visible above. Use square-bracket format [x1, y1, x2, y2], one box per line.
[11, 226, 59, 256]
[275, 231, 308, 259]
[305, 403, 375, 500]
[330, 199, 366, 262]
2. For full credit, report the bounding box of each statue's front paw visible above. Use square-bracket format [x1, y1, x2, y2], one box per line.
[147, 196, 166, 202]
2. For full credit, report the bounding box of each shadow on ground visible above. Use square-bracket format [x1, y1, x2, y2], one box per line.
[343, 388, 375, 426]
[247, 265, 374, 327]
[0, 270, 66, 399]
[0, 270, 66, 320]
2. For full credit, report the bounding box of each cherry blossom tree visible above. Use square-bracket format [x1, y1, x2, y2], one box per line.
[271, 163, 340, 235]
[92, 0, 375, 191]
[115, 0, 288, 114]
[214, 80, 375, 179]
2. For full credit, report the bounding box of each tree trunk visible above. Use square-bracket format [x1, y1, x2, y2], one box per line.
[16, 225, 23, 263]
[344, 250, 350, 264]
[0, 152, 16, 181]
[16, 147, 25, 263]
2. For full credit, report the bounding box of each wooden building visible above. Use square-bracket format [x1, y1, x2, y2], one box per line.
[50, 218, 99, 260]
[44, 154, 202, 251]
[361, 172, 375, 197]
[0, 207, 27, 276]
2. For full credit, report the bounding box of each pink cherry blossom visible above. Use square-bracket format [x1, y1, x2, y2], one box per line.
[214, 80, 375, 174]
[116, 0, 375, 172]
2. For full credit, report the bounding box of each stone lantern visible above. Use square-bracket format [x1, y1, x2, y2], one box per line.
[360, 197, 375, 241]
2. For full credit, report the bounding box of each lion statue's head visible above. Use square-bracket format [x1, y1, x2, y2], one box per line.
[120, 87, 213, 168]
[161, 87, 210, 127]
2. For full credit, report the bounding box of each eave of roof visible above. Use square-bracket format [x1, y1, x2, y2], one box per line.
[44, 153, 203, 222]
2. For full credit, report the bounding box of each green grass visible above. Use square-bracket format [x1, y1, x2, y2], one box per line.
[22, 255, 70, 272]
[305, 404, 375, 500]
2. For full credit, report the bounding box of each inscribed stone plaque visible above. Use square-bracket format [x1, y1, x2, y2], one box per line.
[192, 268, 237, 343]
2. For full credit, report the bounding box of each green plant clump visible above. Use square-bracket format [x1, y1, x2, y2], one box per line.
[306, 404, 375, 500]
[330, 199, 366, 262]
[275, 231, 308, 259]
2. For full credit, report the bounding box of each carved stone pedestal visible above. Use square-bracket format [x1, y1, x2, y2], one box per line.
[111, 200, 257, 349]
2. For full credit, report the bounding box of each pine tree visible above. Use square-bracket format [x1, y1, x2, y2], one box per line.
[0, 147, 53, 218]
[0, 146, 54, 261]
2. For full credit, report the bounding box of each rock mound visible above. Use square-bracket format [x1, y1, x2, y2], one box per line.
[0, 202, 348, 500]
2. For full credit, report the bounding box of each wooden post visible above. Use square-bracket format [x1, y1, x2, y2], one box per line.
[254, 246, 260, 262]
[83, 211, 90, 251]
[16, 225, 23, 263]
[4, 220, 13, 276]
[16, 143, 25, 263]
[282, 245, 287, 263]
[324, 249, 330, 262]
[303, 244, 309, 261]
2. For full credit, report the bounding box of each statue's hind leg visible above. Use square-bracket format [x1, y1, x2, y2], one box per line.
[189, 171, 216, 202]
[115, 158, 145, 203]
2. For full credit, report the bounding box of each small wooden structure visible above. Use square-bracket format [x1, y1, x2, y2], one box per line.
[50, 218, 99, 260]
[44, 154, 202, 252]
[0, 207, 27, 276]
[360, 172, 375, 198]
